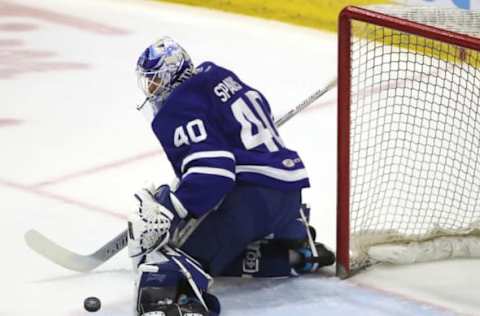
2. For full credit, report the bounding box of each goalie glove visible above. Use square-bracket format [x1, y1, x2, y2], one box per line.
[128, 185, 188, 265]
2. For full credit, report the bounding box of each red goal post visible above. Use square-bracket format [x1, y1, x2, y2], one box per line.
[337, 5, 480, 278]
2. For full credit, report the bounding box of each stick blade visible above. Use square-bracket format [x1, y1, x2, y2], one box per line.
[24, 229, 103, 272]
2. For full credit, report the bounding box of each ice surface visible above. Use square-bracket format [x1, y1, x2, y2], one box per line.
[1, 0, 478, 315]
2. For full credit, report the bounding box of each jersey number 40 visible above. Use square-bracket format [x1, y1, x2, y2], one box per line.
[174, 119, 207, 147]
[174, 90, 284, 152]
[232, 90, 284, 152]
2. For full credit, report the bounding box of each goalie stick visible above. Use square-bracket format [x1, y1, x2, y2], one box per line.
[25, 229, 128, 272]
[24, 78, 337, 272]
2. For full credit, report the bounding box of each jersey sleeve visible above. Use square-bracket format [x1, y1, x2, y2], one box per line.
[151, 88, 235, 218]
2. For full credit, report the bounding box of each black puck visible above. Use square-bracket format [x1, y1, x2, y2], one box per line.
[84, 296, 101, 312]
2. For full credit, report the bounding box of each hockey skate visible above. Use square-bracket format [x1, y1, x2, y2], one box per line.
[275, 204, 335, 274]
[287, 223, 335, 274]
[294, 241, 336, 273]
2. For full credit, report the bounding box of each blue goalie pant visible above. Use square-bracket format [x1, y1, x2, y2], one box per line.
[180, 183, 307, 277]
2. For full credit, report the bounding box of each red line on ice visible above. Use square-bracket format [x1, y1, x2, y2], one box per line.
[0, 1, 129, 35]
[0, 38, 22, 46]
[0, 22, 38, 32]
[31, 149, 164, 188]
[0, 118, 22, 127]
[351, 279, 464, 316]
[0, 178, 126, 220]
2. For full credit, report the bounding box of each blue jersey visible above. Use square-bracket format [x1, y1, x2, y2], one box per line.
[151, 62, 309, 217]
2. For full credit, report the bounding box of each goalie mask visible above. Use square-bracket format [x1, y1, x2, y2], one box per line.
[136, 37, 196, 121]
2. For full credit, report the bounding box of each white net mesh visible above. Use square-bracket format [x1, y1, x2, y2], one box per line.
[370, 5, 480, 37]
[347, 6, 480, 270]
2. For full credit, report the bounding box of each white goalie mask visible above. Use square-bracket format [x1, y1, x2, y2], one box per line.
[135, 37, 196, 121]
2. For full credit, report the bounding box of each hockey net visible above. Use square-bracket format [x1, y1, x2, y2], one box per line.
[337, 5, 480, 277]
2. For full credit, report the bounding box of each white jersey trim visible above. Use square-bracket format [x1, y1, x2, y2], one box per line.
[236, 165, 308, 182]
[181, 150, 235, 172]
[182, 167, 236, 181]
[169, 193, 189, 219]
